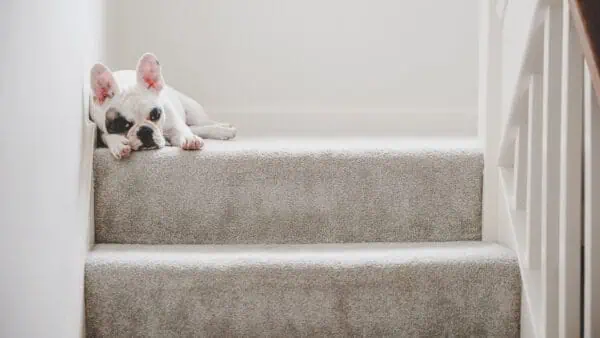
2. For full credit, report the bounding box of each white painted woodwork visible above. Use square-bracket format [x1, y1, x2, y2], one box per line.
[540, 5, 563, 337]
[500, 166, 542, 336]
[499, 82, 529, 168]
[498, 0, 546, 168]
[584, 63, 600, 338]
[558, 3, 583, 336]
[479, 0, 505, 241]
[514, 111, 530, 210]
[493, 0, 597, 337]
[526, 74, 543, 270]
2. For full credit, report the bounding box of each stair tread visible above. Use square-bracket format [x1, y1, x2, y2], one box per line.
[95, 137, 481, 154]
[89, 241, 514, 265]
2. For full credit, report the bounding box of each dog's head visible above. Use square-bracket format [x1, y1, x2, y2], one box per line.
[90, 53, 167, 150]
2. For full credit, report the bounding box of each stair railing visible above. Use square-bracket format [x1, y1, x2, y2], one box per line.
[493, 0, 600, 336]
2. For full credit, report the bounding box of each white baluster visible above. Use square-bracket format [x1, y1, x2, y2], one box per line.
[514, 96, 529, 210]
[526, 74, 543, 270]
[479, 0, 505, 241]
[584, 62, 600, 338]
[558, 2, 583, 336]
[500, 90, 528, 168]
[541, 5, 563, 338]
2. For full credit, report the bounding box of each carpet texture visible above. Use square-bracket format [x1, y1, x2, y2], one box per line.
[85, 241, 520, 337]
[94, 139, 484, 245]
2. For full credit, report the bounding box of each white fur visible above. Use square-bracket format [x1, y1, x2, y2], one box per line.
[90, 53, 236, 160]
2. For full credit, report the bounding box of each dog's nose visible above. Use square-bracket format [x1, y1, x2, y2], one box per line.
[137, 126, 156, 147]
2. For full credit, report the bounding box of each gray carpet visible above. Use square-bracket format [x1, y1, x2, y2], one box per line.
[85, 241, 520, 337]
[87, 139, 520, 337]
[94, 139, 484, 245]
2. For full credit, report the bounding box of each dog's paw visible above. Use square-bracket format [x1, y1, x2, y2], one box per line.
[216, 125, 237, 140]
[109, 140, 131, 160]
[176, 134, 204, 150]
[128, 137, 143, 151]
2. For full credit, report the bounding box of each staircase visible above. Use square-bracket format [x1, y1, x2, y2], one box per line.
[85, 138, 521, 337]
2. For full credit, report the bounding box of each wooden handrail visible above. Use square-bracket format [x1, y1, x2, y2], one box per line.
[570, 0, 600, 103]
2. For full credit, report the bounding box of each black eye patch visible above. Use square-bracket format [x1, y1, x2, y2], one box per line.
[106, 110, 133, 134]
[149, 107, 162, 121]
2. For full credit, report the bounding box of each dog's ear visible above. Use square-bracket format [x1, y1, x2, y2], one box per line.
[90, 63, 118, 105]
[136, 53, 165, 94]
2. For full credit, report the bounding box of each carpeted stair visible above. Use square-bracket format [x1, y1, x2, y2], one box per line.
[85, 138, 521, 337]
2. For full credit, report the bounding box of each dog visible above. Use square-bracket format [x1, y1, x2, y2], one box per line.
[90, 52, 236, 159]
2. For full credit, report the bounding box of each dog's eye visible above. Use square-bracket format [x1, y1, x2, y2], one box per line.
[149, 107, 162, 121]
[106, 113, 133, 134]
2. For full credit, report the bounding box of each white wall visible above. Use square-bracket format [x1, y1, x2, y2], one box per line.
[0, 1, 103, 337]
[105, 0, 480, 136]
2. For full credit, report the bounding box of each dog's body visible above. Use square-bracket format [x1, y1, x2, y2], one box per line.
[90, 53, 236, 159]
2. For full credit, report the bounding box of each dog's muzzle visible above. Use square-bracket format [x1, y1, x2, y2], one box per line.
[127, 122, 165, 150]
[137, 125, 156, 148]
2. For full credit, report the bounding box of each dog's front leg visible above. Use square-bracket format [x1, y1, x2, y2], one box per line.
[164, 121, 204, 150]
[102, 133, 132, 160]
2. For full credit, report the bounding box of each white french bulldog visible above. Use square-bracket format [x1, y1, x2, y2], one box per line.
[90, 52, 236, 159]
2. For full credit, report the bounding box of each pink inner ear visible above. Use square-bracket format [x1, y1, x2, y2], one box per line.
[140, 62, 163, 91]
[94, 72, 113, 104]
[143, 74, 158, 89]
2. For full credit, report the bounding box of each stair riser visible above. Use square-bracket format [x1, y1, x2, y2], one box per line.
[94, 149, 483, 244]
[86, 252, 520, 337]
